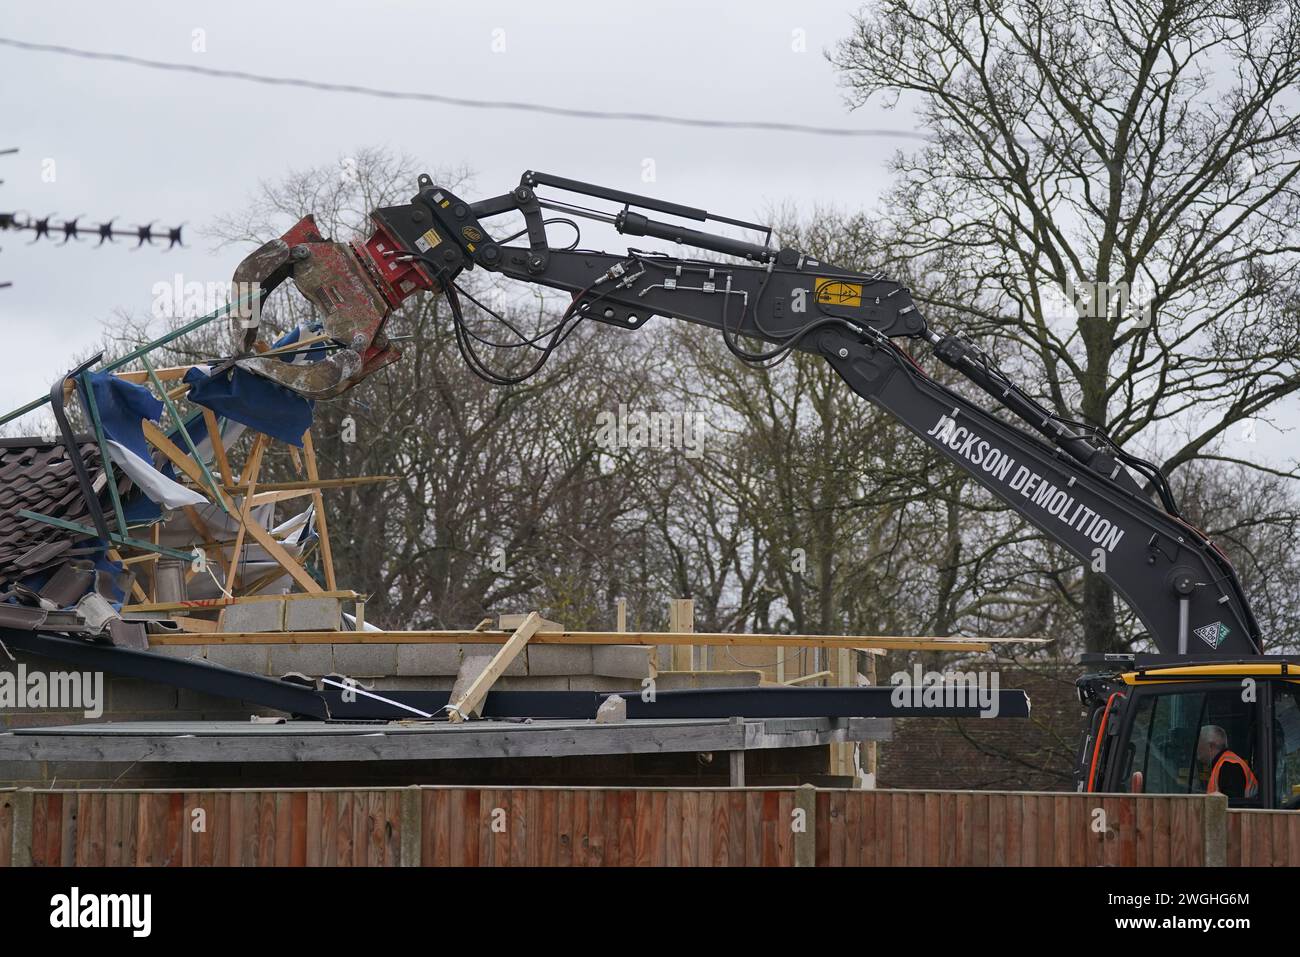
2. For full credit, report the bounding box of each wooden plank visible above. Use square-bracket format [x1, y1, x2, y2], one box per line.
[349, 789, 364, 866]
[1004, 794, 1021, 867]
[744, 790, 762, 867]
[201, 408, 232, 484]
[226, 790, 243, 866]
[632, 791, 652, 867]
[221, 475, 397, 493]
[988, 794, 1006, 866]
[693, 791, 711, 868]
[290, 792, 308, 866]
[258, 791, 277, 867]
[226, 435, 265, 594]
[107, 549, 150, 602]
[304, 791, 322, 866]
[103, 792, 123, 867]
[940, 791, 957, 866]
[669, 598, 694, 672]
[1186, 800, 1203, 866]
[301, 430, 337, 591]
[618, 791, 636, 867]
[1068, 793, 1087, 867]
[540, 790, 559, 867]
[473, 789, 492, 867]
[182, 506, 230, 582]
[382, 790, 397, 863]
[1118, 796, 1137, 867]
[655, 790, 671, 866]
[372, 790, 388, 867]
[1273, 810, 1290, 867]
[727, 791, 745, 866]
[971, 792, 989, 866]
[681, 790, 702, 868]
[133, 793, 153, 866]
[827, 790, 846, 867]
[891, 791, 909, 866]
[1052, 795, 1070, 867]
[1170, 797, 1188, 867]
[144, 628, 1030, 651]
[760, 791, 779, 866]
[711, 788, 731, 866]
[180, 793, 197, 867]
[510, 789, 528, 867]
[1152, 796, 1170, 866]
[776, 791, 793, 866]
[143, 423, 323, 595]
[877, 790, 894, 865]
[573, 789, 590, 867]
[130, 590, 358, 614]
[447, 611, 543, 722]
[337, 790, 355, 866]
[521, 789, 540, 867]
[588, 790, 607, 867]
[814, 791, 830, 867]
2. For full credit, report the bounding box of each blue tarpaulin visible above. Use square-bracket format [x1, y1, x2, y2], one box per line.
[185, 366, 314, 448]
[78, 371, 163, 460]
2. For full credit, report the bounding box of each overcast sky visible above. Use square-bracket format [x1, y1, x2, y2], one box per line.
[0, 0, 917, 424]
[2, 1, 1293, 466]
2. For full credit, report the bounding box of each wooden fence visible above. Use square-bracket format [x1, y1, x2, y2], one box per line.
[1227, 808, 1300, 866]
[0, 786, 1293, 866]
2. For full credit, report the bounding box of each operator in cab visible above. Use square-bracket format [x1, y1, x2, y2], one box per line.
[1197, 725, 1259, 804]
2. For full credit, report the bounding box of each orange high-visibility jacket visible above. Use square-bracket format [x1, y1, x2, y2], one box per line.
[1209, 750, 1259, 799]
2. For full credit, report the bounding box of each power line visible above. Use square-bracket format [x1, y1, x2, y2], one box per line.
[0, 36, 931, 141]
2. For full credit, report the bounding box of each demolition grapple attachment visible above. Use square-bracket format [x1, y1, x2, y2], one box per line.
[229, 212, 439, 399]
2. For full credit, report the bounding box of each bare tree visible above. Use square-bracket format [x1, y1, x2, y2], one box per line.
[833, 0, 1300, 651]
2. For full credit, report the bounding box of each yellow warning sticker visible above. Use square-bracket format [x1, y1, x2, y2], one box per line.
[415, 228, 443, 253]
[815, 278, 863, 307]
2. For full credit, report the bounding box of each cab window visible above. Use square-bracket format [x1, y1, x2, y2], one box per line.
[1120, 687, 1261, 807]
[1271, 684, 1300, 810]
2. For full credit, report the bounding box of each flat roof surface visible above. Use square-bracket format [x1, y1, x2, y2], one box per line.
[0, 715, 891, 763]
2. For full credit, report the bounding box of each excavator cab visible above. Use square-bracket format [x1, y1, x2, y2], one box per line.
[1076, 655, 1300, 809]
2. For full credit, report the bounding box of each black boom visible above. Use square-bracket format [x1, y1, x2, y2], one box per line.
[372, 171, 1263, 658]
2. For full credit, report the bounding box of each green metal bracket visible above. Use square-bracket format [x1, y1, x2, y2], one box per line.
[0, 287, 263, 428]
[17, 509, 194, 562]
[77, 371, 130, 540]
[140, 354, 229, 513]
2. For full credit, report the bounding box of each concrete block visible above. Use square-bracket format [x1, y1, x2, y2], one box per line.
[592, 644, 653, 678]
[146, 644, 207, 659]
[526, 644, 593, 676]
[332, 643, 399, 677]
[284, 597, 343, 632]
[654, 670, 762, 690]
[370, 676, 456, 691]
[202, 645, 272, 675]
[596, 695, 626, 723]
[395, 644, 463, 676]
[218, 599, 285, 633]
[566, 675, 642, 693]
[460, 643, 526, 676]
[449, 655, 494, 718]
[269, 644, 336, 677]
[499, 613, 564, 632]
[494, 675, 570, 691]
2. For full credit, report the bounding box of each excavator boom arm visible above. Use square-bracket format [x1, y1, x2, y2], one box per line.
[233, 170, 1263, 657]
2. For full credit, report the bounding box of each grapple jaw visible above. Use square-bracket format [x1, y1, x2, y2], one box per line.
[229, 213, 430, 400]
